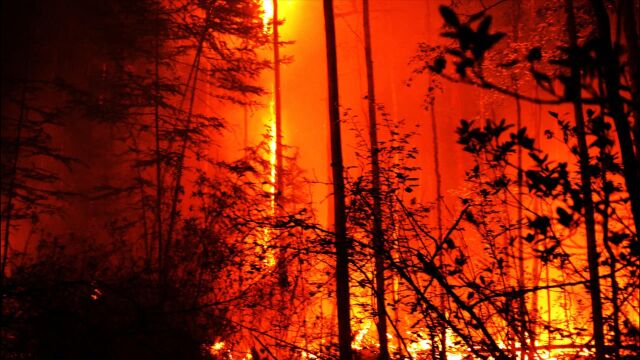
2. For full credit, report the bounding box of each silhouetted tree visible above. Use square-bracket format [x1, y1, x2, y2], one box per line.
[323, 0, 353, 358]
[361, 0, 391, 358]
[416, 4, 639, 358]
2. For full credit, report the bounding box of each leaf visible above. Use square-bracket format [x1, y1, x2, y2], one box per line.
[532, 70, 552, 87]
[524, 233, 536, 243]
[455, 254, 467, 267]
[515, 127, 535, 149]
[529, 215, 551, 236]
[430, 56, 447, 74]
[556, 207, 573, 228]
[488, 32, 506, 47]
[528, 151, 548, 165]
[465, 210, 478, 225]
[444, 237, 456, 249]
[544, 129, 554, 139]
[477, 16, 492, 35]
[417, 252, 436, 276]
[439, 6, 460, 27]
[527, 47, 542, 62]
[608, 232, 629, 246]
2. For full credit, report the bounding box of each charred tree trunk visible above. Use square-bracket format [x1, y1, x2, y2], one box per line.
[621, 0, 640, 160]
[600, 142, 621, 359]
[322, 0, 353, 358]
[164, 37, 203, 287]
[429, 98, 447, 360]
[273, 0, 288, 289]
[1, 68, 27, 293]
[595, 56, 622, 359]
[274, 0, 283, 207]
[588, 0, 640, 234]
[361, 1, 390, 358]
[154, 4, 163, 273]
[0, 45, 30, 327]
[565, 1, 606, 358]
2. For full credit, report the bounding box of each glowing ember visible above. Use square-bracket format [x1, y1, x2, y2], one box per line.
[208, 341, 225, 356]
[90, 288, 102, 301]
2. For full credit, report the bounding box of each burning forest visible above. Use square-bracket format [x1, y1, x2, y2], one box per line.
[1, 0, 639, 359]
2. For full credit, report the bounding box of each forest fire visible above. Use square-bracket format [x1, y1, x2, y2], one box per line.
[260, 0, 277, 268]
[1, 0, 639, 359]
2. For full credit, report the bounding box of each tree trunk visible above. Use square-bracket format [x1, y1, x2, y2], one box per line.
[0, 53, 29, 326]
[154, 3, 163, 273]
[565, 1, 606, 358]
[621, 0, 640, 161]
[429, 98, 448, 360]
[322, 0, 353, 358]
[601, 151, 621, 359]
[273, 0, 289, 289]
[274, 0, 283, 206]
[510, 2, 533, 355]
[164, 36, 203, 286]
[361, 1, 389, 358]
[1, 71, 27, 291]
[588, 0, 640, 234]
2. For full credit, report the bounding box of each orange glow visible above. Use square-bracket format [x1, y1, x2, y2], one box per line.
[259, 0, 277, 268]
[261, 0, 274, 30]
[267, 99, 276, 210]
[208, 341, 225, 356]
[226, 1, 637, 358]
[260, 0, 277, 206]
[6, 1, 636, 359]
[261, 99, 277, 268]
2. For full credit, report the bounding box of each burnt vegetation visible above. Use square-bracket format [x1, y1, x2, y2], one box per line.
[1, 0, 639, 359]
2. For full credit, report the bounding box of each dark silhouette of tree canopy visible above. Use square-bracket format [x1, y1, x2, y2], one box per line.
[2, 0, 639, 358]
[414, 3, 639, 358]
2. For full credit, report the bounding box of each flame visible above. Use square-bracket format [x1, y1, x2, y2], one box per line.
[268, 99, 277, 207]
[208, 341, 226, 356]
[352, 324, 371, 350]
[241, 3, 610, 360]
[300, 351, 318, 359]
[261, 0, 274, 31]
[261, 99, 277, 268]
[261, 0, 277, 208]
[258, 0, 276, 268]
